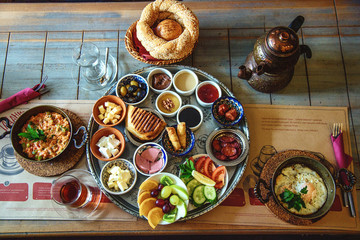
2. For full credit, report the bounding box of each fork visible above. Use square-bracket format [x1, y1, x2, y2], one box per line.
[34, 75, 48, 92]
[332, 123, 350, 208]
[332, 122, 343, 138]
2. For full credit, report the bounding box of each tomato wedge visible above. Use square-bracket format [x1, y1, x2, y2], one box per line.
[212, 166, 226, 189]
[203, 157, 216, 178]
[195, 156, 206, 174]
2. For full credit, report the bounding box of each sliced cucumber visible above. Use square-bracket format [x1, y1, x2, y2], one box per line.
[186, 178, 201, 196]
[203, 185, 217, 204]
[192, 185, 206, 207]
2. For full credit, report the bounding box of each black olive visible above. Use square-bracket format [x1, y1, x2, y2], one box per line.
[128, 85, 138, 93]
[138, 90, 146, 99]
[127, 97, 136, 103]
[139, 82, 147, 90]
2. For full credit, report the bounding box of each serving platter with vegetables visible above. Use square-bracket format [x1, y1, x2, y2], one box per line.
[86, 65, 249, 221]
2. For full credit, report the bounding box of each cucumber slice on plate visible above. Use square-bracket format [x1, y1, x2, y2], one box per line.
[186, 178, 201, 196]
[203, 185, 217, 204]
[192, 185, 206, 207]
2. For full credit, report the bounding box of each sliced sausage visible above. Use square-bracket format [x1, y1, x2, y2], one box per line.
[219, 136, 235, 143]
[212, 139, 222, 152]
[221, 146, 237, 157]
[214, 151, 227, 161]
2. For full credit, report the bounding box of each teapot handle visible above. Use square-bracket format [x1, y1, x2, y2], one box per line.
[288, 15, 304, 33]
[300, 45, 312, 59]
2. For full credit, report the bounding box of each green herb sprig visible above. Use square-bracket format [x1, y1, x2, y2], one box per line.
[18, 124, 46, 142]
[280, 186, 308, 212]
[179, 158, 195, 179]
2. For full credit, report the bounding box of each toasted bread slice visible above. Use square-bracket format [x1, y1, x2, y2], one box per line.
[125, 105, 167, 141]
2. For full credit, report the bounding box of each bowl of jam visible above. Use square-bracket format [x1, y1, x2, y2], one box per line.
[176, 105, 203, 131]
[196, 81, 222, 107]
[147, 68, 172, 94]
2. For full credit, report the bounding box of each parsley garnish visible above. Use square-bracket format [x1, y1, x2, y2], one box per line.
[179, 158, 195, 179]
[18, 124, 46, 142]
[280, 186, 308, 212]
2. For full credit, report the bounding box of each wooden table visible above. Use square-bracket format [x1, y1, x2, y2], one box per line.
[0, 0, 359, 237]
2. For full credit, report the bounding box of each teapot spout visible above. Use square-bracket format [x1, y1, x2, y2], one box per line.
[238, 65, 252, 80]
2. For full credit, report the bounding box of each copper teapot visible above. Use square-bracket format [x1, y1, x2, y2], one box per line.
[238, 16, 311, 93]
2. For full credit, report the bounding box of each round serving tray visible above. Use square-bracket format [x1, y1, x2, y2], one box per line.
[86, 65, 250, 221]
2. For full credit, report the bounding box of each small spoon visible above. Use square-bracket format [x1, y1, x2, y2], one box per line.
[100, 47, 109, 84]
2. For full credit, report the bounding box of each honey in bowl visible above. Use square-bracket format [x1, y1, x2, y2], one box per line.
[157, 92, 181, 114]
[197, 84, 219, 103]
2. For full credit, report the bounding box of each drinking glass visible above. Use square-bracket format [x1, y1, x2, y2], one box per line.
[51, 169, 102, 219]
[72, 42, 116, 91]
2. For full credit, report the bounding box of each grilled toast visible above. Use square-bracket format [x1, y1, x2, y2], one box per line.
[125, 105, 167, 141]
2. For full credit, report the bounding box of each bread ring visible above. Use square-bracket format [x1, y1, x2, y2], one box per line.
[136, 0, 199, 60]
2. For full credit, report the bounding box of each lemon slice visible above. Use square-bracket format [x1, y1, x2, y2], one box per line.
[191, 170, 215, 186]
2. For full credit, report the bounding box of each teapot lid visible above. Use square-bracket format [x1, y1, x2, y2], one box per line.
[266, 27, 299, 57]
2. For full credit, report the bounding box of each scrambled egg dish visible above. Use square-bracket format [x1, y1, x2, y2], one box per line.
[274, 164, 327, 215]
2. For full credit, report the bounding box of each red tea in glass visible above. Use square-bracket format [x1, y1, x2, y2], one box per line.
[51, 175, 91, 209]
[59, 180, 90, 208]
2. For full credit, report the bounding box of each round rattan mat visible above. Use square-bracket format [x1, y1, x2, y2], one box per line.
[259, 149, 323, 225]
[16, 109, 86, 177]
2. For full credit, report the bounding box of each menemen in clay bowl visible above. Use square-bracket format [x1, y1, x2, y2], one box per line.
[7, 105, 87, 162]
[125, 0, 199, 64]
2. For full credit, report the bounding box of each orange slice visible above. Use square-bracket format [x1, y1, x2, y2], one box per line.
[137, 191, 151, 205]
[148, 207, 164, 229]
[139, 179, 158, 191]
[139, 197, 156, 218]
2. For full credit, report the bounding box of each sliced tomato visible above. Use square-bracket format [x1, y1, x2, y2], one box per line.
[195, 156, 206, 174]
[212, 166, 226, 189]
[203, 157, 216, 178]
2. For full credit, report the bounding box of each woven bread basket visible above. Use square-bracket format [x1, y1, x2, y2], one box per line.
[125, 21, 195, 65]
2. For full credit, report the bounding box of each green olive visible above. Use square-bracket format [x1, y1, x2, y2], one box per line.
[133, 88, 140, 96]
[120, 86, 127, 97]
[130, 80, 139, 87]
[126, 84, 130, 90]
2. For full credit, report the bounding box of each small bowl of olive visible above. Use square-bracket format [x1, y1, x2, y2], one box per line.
[116, 74, 149, 105]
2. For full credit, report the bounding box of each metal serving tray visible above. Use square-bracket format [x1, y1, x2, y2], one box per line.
[87, 65, 249, 221]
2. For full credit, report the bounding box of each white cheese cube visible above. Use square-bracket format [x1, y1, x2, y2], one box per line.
[108, 138, 121, 149]
[103, 118, 110, 124]
[109, 134, 115, 139]
[109, 165, 120, 174]
[96, 136, 108, 148]
[113, 106, 122, 114]
[98, 114, 104, 120]
[108, 181, 116, 189]
[122, 170, 131, 183]
[114, 114, 120, 119]
[117, 181, 128, 192]
[111, 119, 118, 124]
[111, 148, 119, 156]
[98, 105, 106, 114]
[99, 147, 112, 159]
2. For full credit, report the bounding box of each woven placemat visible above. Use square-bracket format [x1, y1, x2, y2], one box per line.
[16, 109, 86, 177]
[259, 149, 322, 225]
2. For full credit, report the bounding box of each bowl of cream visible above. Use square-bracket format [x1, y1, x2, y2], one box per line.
[173, 69, 199, 96]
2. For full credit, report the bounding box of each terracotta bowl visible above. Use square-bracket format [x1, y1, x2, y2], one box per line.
[92, 95, 127, 127]
[90, 127, 126, 161]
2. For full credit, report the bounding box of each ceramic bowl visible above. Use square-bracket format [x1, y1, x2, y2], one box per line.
[211, 96, 244, 127]
[133, 142, 168, 177]
[176, 105, 203, 131]
[173, 69, 199, 96]
[90, 127, 126, 161]
[116, 74, 149, 105]
[205, 128, 249, 167]
[92, 95, 127, 127]
[147, 68, 173, 94]
[100, 158, 137, 195]
[195, 81, 222, 108]
[161, 125, 195, 157]
[155, 91, 182, 118]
